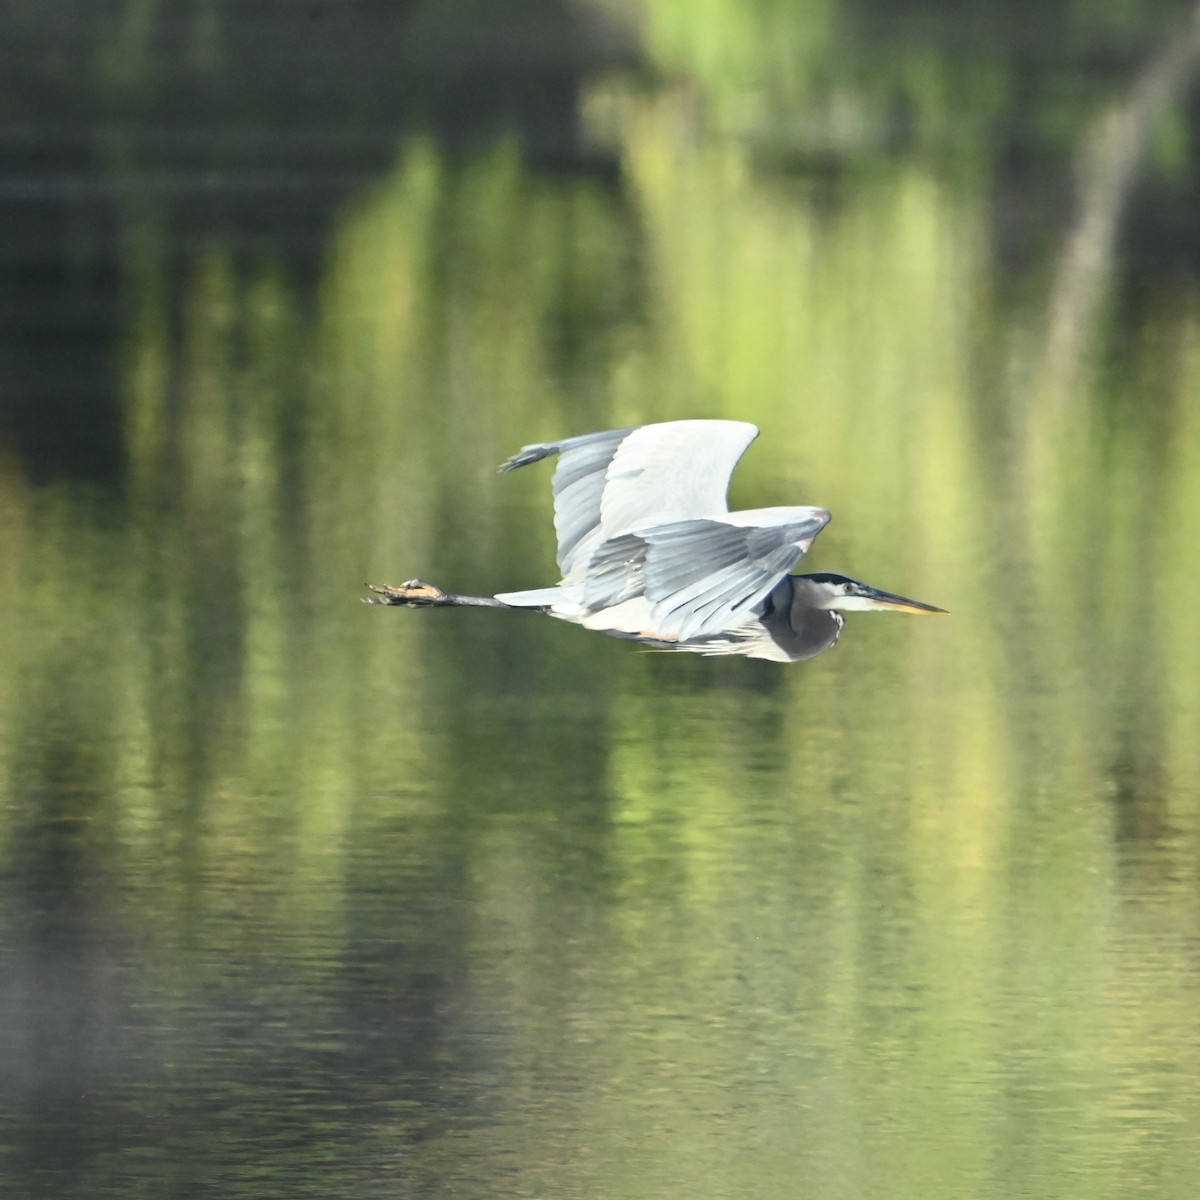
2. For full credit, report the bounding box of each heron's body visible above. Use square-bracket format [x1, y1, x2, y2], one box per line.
[367, 420, 945, 661]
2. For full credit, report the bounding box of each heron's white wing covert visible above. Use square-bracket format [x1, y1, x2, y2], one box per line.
[500, 420, 760, 584]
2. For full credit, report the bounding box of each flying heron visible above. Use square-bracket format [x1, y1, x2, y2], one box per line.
[366, 419, 946, 661]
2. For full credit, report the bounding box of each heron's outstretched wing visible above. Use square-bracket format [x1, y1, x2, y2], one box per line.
[582, 508, 831, 642]
[500, 420, 759, 584]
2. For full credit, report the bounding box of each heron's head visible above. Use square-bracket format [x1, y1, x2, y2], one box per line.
[798, 573, 948, 615]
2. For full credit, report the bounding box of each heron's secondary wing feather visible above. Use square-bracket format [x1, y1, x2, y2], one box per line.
[579, 532, 649, 610]
[644, 515, 829, 641]
[501, 420, 760, 584]
[582, 510, 831, 642]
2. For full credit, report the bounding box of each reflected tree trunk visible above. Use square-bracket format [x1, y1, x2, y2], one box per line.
[1041, 2, 1200, 405]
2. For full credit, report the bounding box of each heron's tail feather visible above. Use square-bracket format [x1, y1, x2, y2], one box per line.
[494, 586, 586, 616]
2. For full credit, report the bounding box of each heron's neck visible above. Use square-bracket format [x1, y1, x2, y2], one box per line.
[759, 576, 844, 662]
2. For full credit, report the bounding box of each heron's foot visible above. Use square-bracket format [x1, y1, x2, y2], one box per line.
[364, 579, 448, 607]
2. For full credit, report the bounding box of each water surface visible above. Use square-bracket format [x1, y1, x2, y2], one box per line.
[2, 3, 1200, 1198]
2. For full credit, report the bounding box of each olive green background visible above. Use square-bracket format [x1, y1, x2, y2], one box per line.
[2, 3, 1199, 1197]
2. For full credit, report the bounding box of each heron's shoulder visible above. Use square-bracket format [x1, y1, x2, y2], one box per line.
[720, 506, 831, 531]
[621, 419, 759, 451]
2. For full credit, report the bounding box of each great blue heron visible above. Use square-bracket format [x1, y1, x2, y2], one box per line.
[366, 419, 946, 661]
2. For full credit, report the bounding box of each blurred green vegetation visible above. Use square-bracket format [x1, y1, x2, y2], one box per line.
[2, 1, 1200, 1197]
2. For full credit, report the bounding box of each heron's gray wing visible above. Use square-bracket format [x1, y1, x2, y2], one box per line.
[500, 420, 760, 583]
[583, 509, 831, 642]
[501, 426, 634, 579]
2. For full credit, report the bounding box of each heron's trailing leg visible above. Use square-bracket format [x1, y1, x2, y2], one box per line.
[364, 579, 445, 606]
[364, 580, 511, 609]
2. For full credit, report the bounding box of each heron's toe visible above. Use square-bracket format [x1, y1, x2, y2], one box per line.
[364, 580, 446, 605]
[397, 580, 444, 600]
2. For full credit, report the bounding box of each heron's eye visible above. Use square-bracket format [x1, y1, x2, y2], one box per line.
[842, 583, 853, 594]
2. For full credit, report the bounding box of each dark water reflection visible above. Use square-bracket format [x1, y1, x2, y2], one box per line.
[4, 2, 1200, 1198]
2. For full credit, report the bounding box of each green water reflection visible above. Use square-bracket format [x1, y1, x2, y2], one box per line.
[3, 3, 1200, 1198]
